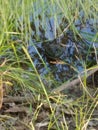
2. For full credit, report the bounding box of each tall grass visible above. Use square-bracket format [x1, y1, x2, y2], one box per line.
[0, 0, 98, 129]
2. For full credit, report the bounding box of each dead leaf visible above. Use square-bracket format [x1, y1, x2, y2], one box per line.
[5, 106, 29, 113]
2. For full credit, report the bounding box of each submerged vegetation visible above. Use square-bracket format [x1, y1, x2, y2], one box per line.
[0, 0, 98, 130]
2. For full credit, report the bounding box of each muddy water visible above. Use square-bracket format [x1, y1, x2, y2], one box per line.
[28, 14, 97, 83]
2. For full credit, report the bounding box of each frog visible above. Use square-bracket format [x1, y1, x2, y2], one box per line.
[44, 42, 65, 60]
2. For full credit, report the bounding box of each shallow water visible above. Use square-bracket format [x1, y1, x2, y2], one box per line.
[10, 3, 97, 83]
[28, 13, 97, 82]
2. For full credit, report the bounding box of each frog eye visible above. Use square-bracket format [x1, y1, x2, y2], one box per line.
[55, 48, 58, 52]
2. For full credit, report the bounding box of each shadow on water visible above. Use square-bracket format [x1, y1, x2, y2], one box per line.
[27, 13, 97, 83]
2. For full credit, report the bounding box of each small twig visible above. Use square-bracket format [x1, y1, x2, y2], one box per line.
[3, 96, 34, 103]
[52, 66, 98, 93]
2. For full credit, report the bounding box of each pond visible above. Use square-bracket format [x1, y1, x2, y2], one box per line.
[27, 12, 98, 84]
[7, 1, 97, 87]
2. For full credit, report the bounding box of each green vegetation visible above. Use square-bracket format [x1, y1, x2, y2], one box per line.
[0, 0, 98, 130]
